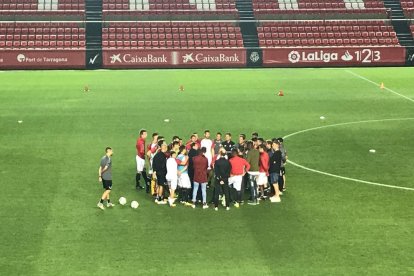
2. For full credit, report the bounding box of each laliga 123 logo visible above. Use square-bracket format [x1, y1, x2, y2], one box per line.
[288, 51, 300, 63]
[17, 54, 26, 62]
[341, 51, 353, 61]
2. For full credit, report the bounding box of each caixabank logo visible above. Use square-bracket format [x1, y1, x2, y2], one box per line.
[109, 53, 168, 64]
[181, 52, 240, 63]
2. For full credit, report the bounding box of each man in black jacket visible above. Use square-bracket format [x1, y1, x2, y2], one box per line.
[213, 149, 232, 211]
[187, 142, 199, 201]
[269, 141, 282, 203]
[152, 142, 168, 204]
[222, 132, 235, 159]
[188, 142, 199, 183]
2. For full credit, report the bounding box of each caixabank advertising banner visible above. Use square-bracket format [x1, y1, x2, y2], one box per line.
[102, 49, 246, 68]
[0, 50, 85, 69]
[262, 47, 406, 67]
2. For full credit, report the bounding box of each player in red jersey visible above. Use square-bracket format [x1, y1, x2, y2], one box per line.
[146, 133, 159, 195]
[136, 129, 149, 192]
[185, 133, 201, 151]
[258, 144, 270, 200]
[228, 149, 250, 208]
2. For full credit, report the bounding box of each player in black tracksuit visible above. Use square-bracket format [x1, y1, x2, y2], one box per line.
[213, 150, 232, 209]
[152, 143, 168, 202]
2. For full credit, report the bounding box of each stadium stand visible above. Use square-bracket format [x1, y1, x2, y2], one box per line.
[0, 0, 85, 19]
[0, 0, 412, 68]
[102, 0, 239, 20]
[401, 0, 414, 18]
[102, 21, 243, 49]
[253, 0, 388, 19]
[0, 22, 86, 49]
[0, 0, 85, 11]
[257, 20, 400, 47]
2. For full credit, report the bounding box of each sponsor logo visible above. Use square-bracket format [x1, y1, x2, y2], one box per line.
[17, 54, 26, 62]
[181, 52, 240, 63]
[288, 50, 338, 63]
[0, 57, 3, 63]
[288, 51, 300, 63]
[16, 53, 68, 63]
[250, 51, 260, 63]
[341, 51, 353, 61]
[110, 53, 167, 64]
[89, 54, 100, 64]
[110, 54, 122, 64]
[182, 53, 194, 63]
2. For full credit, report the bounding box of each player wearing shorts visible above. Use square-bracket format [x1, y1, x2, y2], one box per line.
[97, 147, 115, 210]
[258, 144, 269, 201]
[166, 151, 178, 207]
[135, 129, 149, 192]
[269, 141, 282, 203]
[152, 142, 168, 204]
[228, 149, 250, 208]
[200, 130, 213, 184]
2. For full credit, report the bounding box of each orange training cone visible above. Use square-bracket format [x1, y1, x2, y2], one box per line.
[179, 85, 184, 92]
[380, 82, 385, 89]
[278, 90, 284, 96]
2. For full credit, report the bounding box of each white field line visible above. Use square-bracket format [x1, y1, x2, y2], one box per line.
[284, 118, 414, 191]
[346, 70, 414, 103]
[284, 118, 414, 139]
[288, 160, 414, 191]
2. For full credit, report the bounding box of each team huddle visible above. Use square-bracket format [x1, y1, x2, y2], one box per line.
[97, 129, 288, 211]
[135, 129, 288, 210]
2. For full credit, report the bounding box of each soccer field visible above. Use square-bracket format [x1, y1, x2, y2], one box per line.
[1, 67, 413, 275]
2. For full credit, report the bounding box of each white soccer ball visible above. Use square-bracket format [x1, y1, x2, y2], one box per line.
[119, 197, 127, 206]
[131, 200, 139, 209]
[369, 149, 376, 153]
[320, 116, 325, 120]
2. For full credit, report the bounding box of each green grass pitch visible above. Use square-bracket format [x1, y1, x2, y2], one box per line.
[1, 68, 413, 275]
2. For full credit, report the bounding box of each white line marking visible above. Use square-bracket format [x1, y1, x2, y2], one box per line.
[288, 160, 414, 191]
[284, 117, 414, 191]
[284, 118, 414, 139]
[346, 70, 414, 103]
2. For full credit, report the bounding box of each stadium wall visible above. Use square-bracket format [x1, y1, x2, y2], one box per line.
[1, 46, 412, 69]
